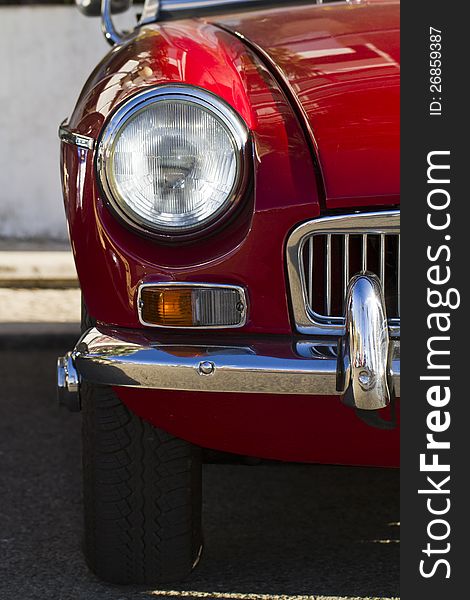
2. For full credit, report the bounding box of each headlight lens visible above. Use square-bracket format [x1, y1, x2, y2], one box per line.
[97, 86, 250, 237]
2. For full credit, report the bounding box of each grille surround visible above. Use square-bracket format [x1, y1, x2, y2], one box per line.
[286, 210, 400, 337]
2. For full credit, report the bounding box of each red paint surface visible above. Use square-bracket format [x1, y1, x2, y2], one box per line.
[215, 0, 400, 207]
[62, 21, 319, 331]
[116, 386, 399, 467]
[62, 3, 400, 465]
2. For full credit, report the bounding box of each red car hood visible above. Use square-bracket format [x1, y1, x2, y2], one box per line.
[212, 0, 400, 209]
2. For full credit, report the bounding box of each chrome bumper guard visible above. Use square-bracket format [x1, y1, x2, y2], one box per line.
[57, 273, 400, 410]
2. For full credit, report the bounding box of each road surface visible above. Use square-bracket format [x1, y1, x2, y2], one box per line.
[0, 332, 399, 600]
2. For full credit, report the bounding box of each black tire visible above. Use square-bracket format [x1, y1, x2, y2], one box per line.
[80, 301, 202, 584]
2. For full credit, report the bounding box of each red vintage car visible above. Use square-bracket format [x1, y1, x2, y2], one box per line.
[57, 0, 400, 585]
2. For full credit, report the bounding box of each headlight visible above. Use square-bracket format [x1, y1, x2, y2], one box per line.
[96, 85, 250, 238]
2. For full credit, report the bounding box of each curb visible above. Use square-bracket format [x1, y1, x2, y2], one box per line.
[0, 251, 78, 289]
[0, 279, 79, 289]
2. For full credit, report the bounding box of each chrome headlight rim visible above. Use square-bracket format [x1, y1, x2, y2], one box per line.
[95, 84, 252, 241]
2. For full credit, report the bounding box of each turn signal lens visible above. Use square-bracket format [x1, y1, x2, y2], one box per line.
[142, 288, 193, 327]
[139, 285, 246, 329]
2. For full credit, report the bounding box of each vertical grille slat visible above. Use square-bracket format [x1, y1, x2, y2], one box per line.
[362, 234, 368, 272]
[398, 235, 401, 317]
[300, 223, 400, 326]
[380, 233, 386, 285]
[325, 234, 332, 316]
[343, 234, 350, 310]
[308, 236, 314, 307]
[288, 210, 400, 336]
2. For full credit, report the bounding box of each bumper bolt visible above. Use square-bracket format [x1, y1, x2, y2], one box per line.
[358, 370, 371, 388]
[198, 361, 215, 376]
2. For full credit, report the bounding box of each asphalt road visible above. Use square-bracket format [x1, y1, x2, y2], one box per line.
[0, 333, 399, 600]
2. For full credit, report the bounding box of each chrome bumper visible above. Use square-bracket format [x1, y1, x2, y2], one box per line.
[58, 274, 400, 412]
[57, 328, 399, 401]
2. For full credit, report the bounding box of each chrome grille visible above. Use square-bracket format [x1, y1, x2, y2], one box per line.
[287, 211, 400, 336]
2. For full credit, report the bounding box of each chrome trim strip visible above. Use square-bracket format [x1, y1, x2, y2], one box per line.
[96, 84, 251, 239]
[65, 326, 399, 396]
[59, 122, 95, 151]
[137, 282, 248, 329]
[286, 210, 400, 337]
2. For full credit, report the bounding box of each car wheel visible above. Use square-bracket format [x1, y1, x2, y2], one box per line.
[81, 382, 203, 584]
[80, 303, 202, 584]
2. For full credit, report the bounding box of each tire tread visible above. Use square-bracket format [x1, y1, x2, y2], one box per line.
[82, 382, 202, 584]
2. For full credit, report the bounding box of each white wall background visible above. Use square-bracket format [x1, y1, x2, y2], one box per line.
[0, 6, 108, 240]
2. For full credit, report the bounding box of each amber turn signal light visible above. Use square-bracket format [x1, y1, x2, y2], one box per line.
[141, 287, 193, 327]
[138, 284, 247, 329]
